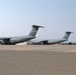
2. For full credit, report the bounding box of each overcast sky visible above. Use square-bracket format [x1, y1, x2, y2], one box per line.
[0, 0, 76, 42]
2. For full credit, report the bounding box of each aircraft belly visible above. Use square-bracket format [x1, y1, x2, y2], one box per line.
[11, 37, 34, 44]
[48, 40, 67, 44]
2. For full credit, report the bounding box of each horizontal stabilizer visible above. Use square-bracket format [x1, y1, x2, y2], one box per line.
[65, 31, 73, 34]
[32, 25, 44, 28]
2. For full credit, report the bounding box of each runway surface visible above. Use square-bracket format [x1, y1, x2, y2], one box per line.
[0, 45, 76, 75]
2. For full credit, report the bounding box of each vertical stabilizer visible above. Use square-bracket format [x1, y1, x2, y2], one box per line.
[29, 25, 44, 36]
[63, 31, 72, 40]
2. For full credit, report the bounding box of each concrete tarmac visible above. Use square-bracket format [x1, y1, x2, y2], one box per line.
[0, 45, 76, 75]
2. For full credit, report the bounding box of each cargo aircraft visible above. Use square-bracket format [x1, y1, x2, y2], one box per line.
[0, 25, 44, 45]
[27, 32, 72, 45]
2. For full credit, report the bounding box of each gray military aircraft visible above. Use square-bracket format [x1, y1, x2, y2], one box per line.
[0, 25, 44, 45]
[27, 31, 72, 45]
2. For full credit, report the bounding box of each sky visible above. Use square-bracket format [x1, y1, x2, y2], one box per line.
[0, 0, 76, 42]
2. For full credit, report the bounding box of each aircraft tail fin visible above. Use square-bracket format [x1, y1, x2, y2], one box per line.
[29, 25, 44, 36]
[63, 31, 73, 40]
